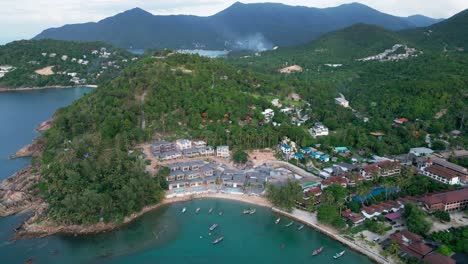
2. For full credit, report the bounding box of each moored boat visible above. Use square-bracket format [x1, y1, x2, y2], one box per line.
[312, 246, 324, 256]
[209, 208, 214, 214]
[212, 236, 224, 244]
[275, 217, 281, 224]
[243, 209, 251, 214]
[297, 225, 304, 230]
[195, 207, 201, 214]
[285, 221, 293, 227]
[249, 209, 256, 214]
[209, 224, 218, 231]
[333, 250, 345, 259]
[219, 210, 224, 216]
[182, 207, 186, 213]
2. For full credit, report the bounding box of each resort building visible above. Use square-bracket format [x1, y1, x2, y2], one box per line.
[280, 144, 291, 155]
[360, 201, 403, 219]
[420, 189, 468, 212]
[151, 141, 176, 154]
[176, 139, 192, 150]
[192, 140, 207, 148]
[341, 209, 365, 225]
[309, 122, 329, 137]
[271, 98, 281, 107]
[383, 230, 455, 264]
[419, 157, 465, 185]
[360, 160, 401, 180]
[409, 147, 434, 157]
[157, 150, 182, 161]
[216, 146, 230, 158]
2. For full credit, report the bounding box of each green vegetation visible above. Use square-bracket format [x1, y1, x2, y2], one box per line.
[364, 220, 386, 235]
[429, 227, 468, 254]
[233, 150, 249, 164]
[437, 245, 454, 256]
[0, 39, 135, 88]
[433, 210, 451, 222]
[316, 184, 347, 229]
[403, 203, 431, 235]
[265, 181, 302, 212]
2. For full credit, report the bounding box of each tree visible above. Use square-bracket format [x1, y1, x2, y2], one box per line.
[265, 181, 302, 212]
[437, 245, 453, 256]
[317, 204, 346, 229]
[433, 210, 451, 222]
[233, 150, 248, 164]
[403, 203, 431, 235]
[385, 240, 400, 256]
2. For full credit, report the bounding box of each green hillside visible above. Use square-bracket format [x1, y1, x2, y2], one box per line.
[0, 40, 136, 88]
[38, 53, 309, 224]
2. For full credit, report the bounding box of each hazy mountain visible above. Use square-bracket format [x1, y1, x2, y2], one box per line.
[403, 15, 444, 27]
[34, 2, 441, 50]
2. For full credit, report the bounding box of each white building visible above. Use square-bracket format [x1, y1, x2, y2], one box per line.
[419, 157, 464, 185]
[309, 122, 329, 137]
[61, 55, 68, 61]
[262, 109, 275, 122]
[271, 98, 281, 107]
[335, 97, 349, 108]
[216, 146, 230, 158]
[176, 139, 192, 150]
[409, 147, 434, 157]
[192, 140, 207, 148]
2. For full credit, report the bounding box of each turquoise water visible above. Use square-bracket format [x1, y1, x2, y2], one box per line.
[0, 88, 372, 264]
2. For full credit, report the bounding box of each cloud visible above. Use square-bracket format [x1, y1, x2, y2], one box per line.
[0, 0, 467, 44]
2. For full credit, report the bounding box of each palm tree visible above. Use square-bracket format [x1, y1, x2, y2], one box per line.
[356, 183, 371, 206]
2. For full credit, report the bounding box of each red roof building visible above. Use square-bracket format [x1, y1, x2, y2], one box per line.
[320, 176, 347, 189]
[341, 209, 365, 225]
[420, 188, 468, 212]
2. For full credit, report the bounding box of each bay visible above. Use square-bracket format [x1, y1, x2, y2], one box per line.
[0, 87, 371, 264]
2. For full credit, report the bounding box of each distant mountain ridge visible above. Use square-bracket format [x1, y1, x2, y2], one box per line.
[33, 2, 443, 50]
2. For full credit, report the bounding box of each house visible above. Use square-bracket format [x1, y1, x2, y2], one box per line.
[318, 155, 330, 162]
[198, 146, 215, 156]
[223, 174, 246, 188]
[280, 144, 291, 155]
[393, 117, 409, 125]
[309, 122, 329, 137]
[216, 146, 230, 158]
[321, 176, 347, 189]
[300, 147, 316, 154]
[310, 151, 323, 159]
[420, 189, 468, 212]
[151, 141, 176, 154]
[292, 153, 304, 160]
[183, 148, 200, 158]
[61, 55, 68, 61]
[335, 97, 349, 108]
[192, 140, 206, 148]
[280, 107, 294, 114]
[262, 109, 275, 122]
[410, 147, 434, 157]
[419, 157, 465, 185]
[271, 98, 281, 107]
[176, 139, 192, 150]
[158, 150, 182, 161]
[334, 147, 349, 153]
[342, 209, 365, 225]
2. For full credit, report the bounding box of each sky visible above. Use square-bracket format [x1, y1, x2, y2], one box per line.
[1, 0, 467, 44]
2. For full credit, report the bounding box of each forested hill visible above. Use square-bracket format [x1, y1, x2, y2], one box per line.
[38, 53, 307, 224]
[0, 40, 136, 88]
[33, 2, 441, 50]
[228, 14, 468, 152]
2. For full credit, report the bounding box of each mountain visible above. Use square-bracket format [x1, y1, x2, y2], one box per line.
[0, 39, 136, 89]
[403, 15, 444, 27]
[33, 2, 441, 50]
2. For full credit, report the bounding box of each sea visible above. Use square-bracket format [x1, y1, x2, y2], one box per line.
[0, 87, 372, 264]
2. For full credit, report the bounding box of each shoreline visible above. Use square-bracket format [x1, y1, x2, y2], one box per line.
[13, 192, 390, 263]
[0, 85, 97, 93]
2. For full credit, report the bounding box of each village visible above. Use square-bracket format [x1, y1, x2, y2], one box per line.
[134, 93, 467, 264]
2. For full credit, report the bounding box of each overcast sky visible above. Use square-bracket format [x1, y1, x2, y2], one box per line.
[1, 0, 467, 44]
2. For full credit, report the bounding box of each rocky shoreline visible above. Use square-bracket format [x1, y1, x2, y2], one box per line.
[0, 85, 97, 93]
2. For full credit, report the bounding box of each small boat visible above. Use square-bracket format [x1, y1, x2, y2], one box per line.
[212, 236, 224, 244]
[275, 217, 281, 224]
[243, 209, 251, 214]
[312, 246, 324, 256]
[181, 207, 186, 213]
[195, 208, 201, 214]
[219, 210, 224, 216]
[209, 224, 218, 231]
[297, 225, 304, 230]
[333, 251, 345, 259]
[249, 209, 256, 215]
[208, 208, 214, 214]
[285, 221, 293, 227]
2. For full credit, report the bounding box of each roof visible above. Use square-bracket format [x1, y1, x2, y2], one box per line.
[400, 230, 422, 242]
[426, 164, 463, 180]
[385, 211, 402, 220]
[431, 157, 467, 174]
[423, 253, 456, 264]
[421, 189, 468, 206]
[410, 147, 434, 154]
